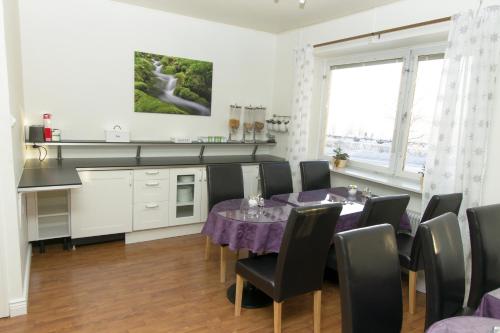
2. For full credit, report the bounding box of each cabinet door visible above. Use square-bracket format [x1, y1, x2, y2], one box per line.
[200, 168, 208, 222]
[242, 165, 260, 198]
[169, 168, 202, 226]
[71, 170, 133, 238]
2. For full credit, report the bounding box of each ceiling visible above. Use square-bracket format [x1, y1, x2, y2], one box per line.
[114, 0, 402, 33]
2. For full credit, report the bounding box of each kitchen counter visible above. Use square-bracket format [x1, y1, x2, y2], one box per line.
[18, 155, 284, 191]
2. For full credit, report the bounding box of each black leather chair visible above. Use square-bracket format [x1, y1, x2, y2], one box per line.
[234, 204, 343, 333]
[334, 224, 403, 333]
[259, 162, 294, 199]
[299, 161, 331, 191]
[467, 204, 500, 309]
[206, 164, 244, 283]
[398, 193, 462, 314]
[326, 194, 410, 271]
[419, 212, 473, 329]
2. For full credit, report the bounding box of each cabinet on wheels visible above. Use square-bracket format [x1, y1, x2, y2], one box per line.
[27, 190, 71, 252]
[71, 170, 133, 240]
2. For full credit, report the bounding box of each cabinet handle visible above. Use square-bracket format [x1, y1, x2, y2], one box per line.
[145, 203, 159, 208]
[145, 181, 160, 187]
[146, 171, 160, 175]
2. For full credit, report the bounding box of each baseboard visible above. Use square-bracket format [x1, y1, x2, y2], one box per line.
[9, 244, 32, 317]
[125, 223, 203, 244]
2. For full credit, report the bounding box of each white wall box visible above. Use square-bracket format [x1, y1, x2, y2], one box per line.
[27, 190, 71, 243]
[71, 170, 133, 239]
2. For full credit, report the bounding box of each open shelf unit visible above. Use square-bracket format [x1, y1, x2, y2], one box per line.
[28, 190, 71, 242]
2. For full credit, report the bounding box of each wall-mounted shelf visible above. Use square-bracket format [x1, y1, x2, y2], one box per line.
[25, 140, 276, 160]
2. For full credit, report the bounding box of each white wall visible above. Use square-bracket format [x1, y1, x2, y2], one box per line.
[18, 0, 281, 157]
[0, 0, 28, 316]
[273, 0, 500, 210]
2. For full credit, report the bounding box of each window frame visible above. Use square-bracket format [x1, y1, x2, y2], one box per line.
[319, 43, 446, 180]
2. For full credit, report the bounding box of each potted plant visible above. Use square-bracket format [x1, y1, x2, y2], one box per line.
[333, 147, 349, 168]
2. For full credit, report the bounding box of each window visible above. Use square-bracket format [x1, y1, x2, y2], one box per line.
[322, 46, 445, 178]
[403, 54, 445, 173]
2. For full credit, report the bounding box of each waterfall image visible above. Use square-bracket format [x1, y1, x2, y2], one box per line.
[134, 51, 212, 116]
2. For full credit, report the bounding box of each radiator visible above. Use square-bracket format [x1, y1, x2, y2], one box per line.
[406, 210, 422, 234]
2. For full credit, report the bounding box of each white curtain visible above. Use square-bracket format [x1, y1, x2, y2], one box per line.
[287, 45, 314, 191]
[423, 6, 500, 290]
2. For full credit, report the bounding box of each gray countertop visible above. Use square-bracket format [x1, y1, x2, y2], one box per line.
[18, 155, 284, 190]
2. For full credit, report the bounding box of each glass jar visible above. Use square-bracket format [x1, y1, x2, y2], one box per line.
[254, 106, 266, 134]
[228, 104, 242, 141]
[243, 106, 255, 134]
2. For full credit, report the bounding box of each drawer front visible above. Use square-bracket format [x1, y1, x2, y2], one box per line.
[134, 179, 169, 202]
[133, 201, 169, 231]
[134, 169, 169, 181]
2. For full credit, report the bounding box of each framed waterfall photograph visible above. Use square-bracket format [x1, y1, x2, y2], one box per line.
[134, 51, 213, 116]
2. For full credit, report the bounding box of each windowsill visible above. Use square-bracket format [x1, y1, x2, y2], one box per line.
[331, 167, 422, 194]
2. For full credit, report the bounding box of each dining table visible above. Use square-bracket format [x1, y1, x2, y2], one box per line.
[200, 187, 412, 309]
[475, 288, 500, 319]
[426, 316, 500, 333]
[271, 187, 412, 233]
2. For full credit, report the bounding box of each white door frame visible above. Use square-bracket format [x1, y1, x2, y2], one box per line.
[0, 0, 16, 317]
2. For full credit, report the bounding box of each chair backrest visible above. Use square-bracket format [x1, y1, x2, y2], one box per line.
[357, 195, 410, 231]
[409, 193, 464, 271]
[334, 224, 403, 333]
[206, 164, 244, 211]
[419, 212, 465, 329]
[299, 160, 331, 191]
[259, 162, 293, 199]
[467, 204, 500, 309]
[274, 203, 343, 302]
[421, 193, 463, 222]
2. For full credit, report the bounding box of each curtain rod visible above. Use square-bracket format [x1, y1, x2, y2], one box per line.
[313, 16, 452, 48]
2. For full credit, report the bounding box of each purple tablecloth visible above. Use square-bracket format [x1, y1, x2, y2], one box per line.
[201, 199, 291, 253]
[272, 187, 412, 232]
[426, 316, 500, 333]
[201, 187, 411, 253]
[476, 288, 500, 319]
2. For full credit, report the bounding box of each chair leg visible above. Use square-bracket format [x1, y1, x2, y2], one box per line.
[220, 246, 227, 283]
[204, 236, 211, 260]
[235, 274, 244, 317]
[274, 301, 282, 333]
[314, 290, 322, 333]
[409, 270, 417, 314]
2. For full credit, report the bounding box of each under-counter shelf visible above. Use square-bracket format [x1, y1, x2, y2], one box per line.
[38, 216, 70, 240]
[27, 190, 71, 244]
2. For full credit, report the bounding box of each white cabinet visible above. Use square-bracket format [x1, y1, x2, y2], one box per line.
[169, 167, 203, 226]
[242, 165, 260, 197]
[71, 170, 133, 239]
[133, 169, 169, 231]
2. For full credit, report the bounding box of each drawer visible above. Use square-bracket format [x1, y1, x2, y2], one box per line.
[133, 201, 169, 231]
[134, 169, 169, 181]
[134, 179, 169, 202]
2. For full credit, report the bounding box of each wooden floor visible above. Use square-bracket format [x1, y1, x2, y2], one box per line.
[0, 235, 426, 332]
